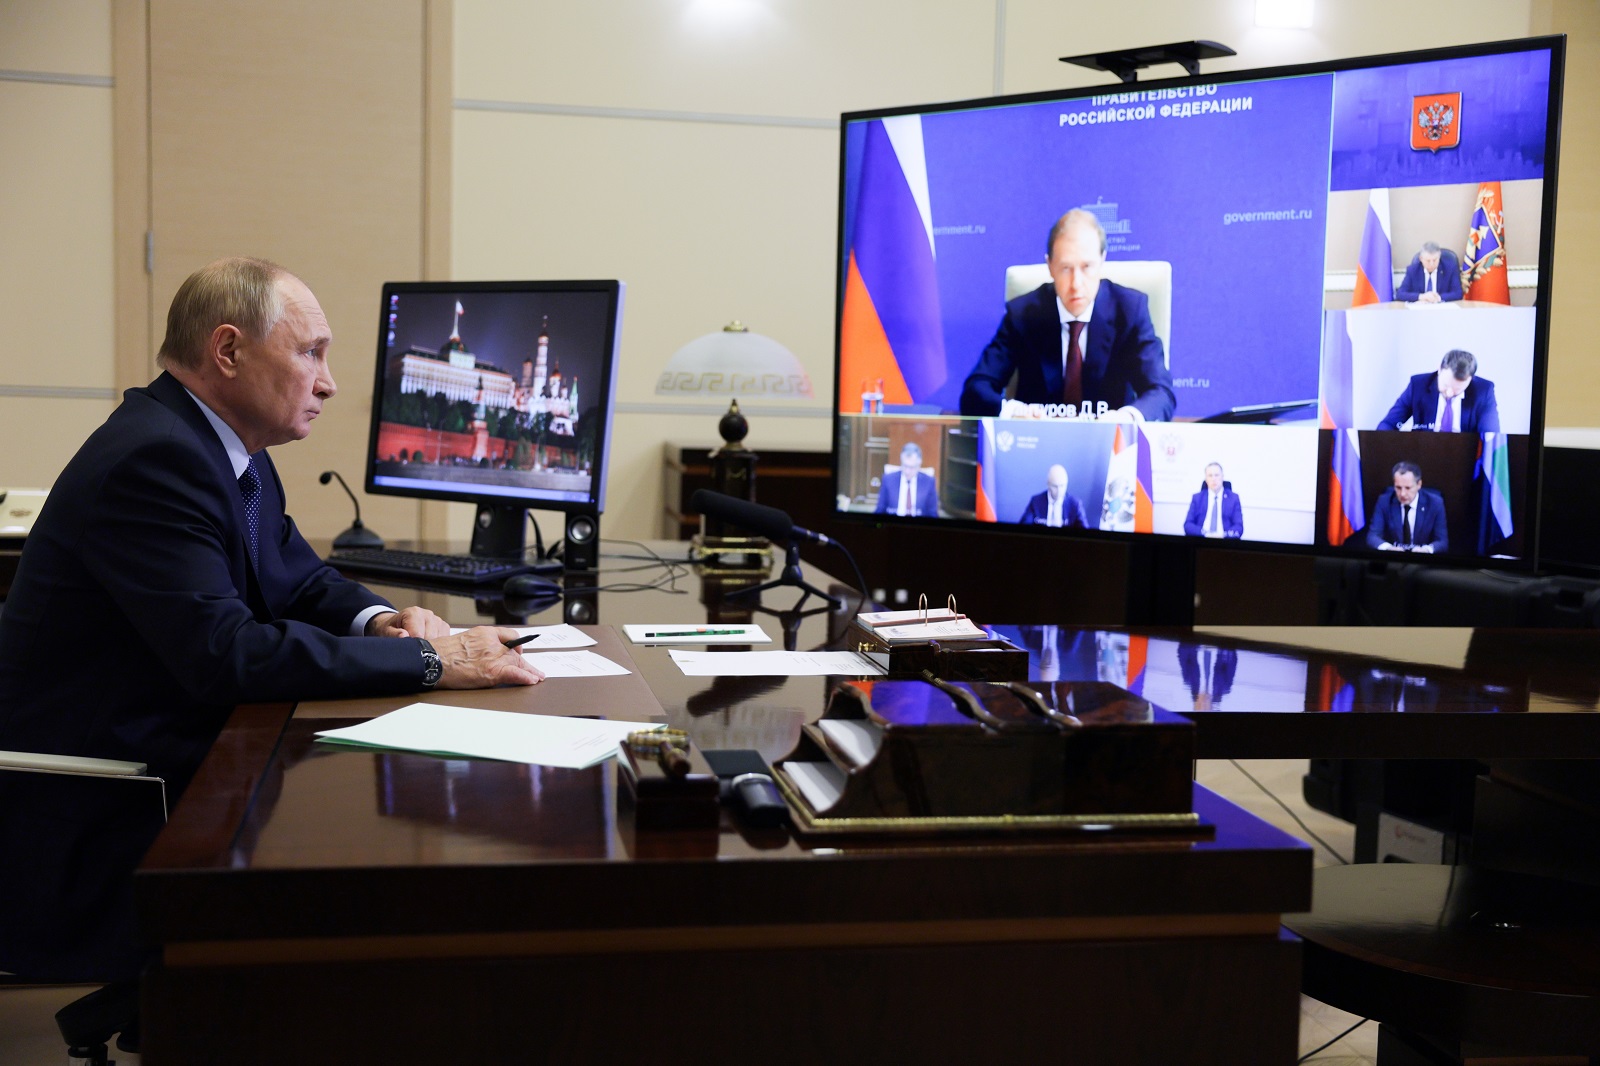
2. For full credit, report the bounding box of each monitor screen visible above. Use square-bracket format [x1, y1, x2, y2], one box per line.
[364, 280, 624, 514]
[832, 37, 1562, 566]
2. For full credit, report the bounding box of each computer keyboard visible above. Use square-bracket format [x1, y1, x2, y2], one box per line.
[326, 547, 532, 586]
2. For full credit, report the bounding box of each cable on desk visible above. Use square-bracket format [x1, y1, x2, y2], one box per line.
[591, 539, 690, 596]
[1297, 1017, 1368, 1062]
[1228, 759, 1352, 866]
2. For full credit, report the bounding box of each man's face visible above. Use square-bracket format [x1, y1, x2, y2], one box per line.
[899, 448, 922, 475]
[1046, 467, 1067, 501]
[1437, 368, 1471, 399]
[1420, 250, 1442, 274]
[1204, 466, 1223, 492]
[1393, 471, 1421, 506]
[1049, 224, 1104, 317]
[232, 277, 335, 449]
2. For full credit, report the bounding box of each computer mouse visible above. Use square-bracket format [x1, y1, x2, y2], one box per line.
[503, 573, 562, 599]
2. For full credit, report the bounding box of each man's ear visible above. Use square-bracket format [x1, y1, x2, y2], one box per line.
[208, 324, 245, 379]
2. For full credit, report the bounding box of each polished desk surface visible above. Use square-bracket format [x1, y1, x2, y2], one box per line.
[138, 542, 1600, 946]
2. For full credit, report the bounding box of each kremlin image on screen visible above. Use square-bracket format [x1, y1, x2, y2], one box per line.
[371, 288, 614, 505]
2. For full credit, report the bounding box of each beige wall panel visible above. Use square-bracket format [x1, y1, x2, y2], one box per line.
[1535, 0, 1600, 427]
[0, 81, 114, 390]
[0, 397, 115, 488]
[148, 0, 429, 540]
[452, 110, 836, 539]
[455, 0, 994, 117]
[1002, 0, 1533, 95]
[0, 0, 112, 75]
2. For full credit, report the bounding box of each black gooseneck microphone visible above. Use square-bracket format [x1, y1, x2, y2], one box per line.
[688, 490, 836, 547]
[689, 490, 868, 615]
[319, 470, 385, 550]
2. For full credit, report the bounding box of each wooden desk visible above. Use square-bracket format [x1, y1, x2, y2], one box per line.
[136, 548, 1312, 1065]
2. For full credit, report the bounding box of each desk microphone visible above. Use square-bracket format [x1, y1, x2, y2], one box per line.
[319, 470, 385, 550]
[688, 490, 834, 546]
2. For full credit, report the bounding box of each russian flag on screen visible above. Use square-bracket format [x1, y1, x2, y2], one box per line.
[975, 419, 998, 522]
[838, 117, 947, 411]
[1477, 431, 1515, 552]
[1135, 426, 1154, 534]
[1319, 312, 1364, 545]
[1125, 636, 1147, 697]
[1352, 188, 1393, 307]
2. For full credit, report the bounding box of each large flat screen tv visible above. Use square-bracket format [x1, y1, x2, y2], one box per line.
[832, 36, 1562, 566]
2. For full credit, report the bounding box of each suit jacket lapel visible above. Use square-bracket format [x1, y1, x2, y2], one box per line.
[145, 373, 260, 605]
[1420, 376, 1440, 427]
[1025, 286, 1063, 401]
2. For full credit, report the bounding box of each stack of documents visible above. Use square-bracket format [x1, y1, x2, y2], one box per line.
[856, 608, 988, 644]
[315, 703, 658, 769]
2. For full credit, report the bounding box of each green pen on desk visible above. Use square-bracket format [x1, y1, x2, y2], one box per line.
[644, 628, 747, 638]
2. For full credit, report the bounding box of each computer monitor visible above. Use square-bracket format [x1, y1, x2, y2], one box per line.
[363, 280, 624, 556]
[831, 36, 1563, 568]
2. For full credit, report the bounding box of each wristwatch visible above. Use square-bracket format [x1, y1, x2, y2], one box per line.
[418, 638, 443, 688]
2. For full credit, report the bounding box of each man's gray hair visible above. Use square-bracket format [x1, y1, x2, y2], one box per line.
[156, 257, 290, 371]
[900, 441, 923, 460]
[1047, 209, 1108, 258]
[1421, 241, 1442, 255]
[1393, 460, 1423, 482]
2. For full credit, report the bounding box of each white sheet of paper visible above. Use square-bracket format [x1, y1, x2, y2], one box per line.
[856, 608, 961, 628]
[873, 618, 989, 643]
[314, 702, 657, 768]
[622, 624, 772, 645]
[667, 650, 883, 677]
[523, 649, 631, 678]
[448, 623, 596, 649]
[781, 760, 847, 813]
[816, 719, 883, 768]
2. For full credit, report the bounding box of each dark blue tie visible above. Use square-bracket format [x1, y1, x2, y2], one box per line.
[239, 454, 262, 569]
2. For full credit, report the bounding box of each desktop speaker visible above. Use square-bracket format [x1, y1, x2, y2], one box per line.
[564, 510, 600, 570]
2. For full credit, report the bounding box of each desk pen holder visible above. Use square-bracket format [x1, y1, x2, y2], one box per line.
[772, 678, 1204, 840]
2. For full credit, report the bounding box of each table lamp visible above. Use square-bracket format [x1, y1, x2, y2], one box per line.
[657, 322, 811, 564]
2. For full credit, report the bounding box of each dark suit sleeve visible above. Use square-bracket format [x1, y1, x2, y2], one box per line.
[1441, 252, 1464, 301]
[80, 437, 424, 709]
[1476, 381, 1501, 436]
[1425, 491, 1449, 553]
[1067, 496, 1087, 528]
[961, 311, 1025, 416]
[1226, 495, 1244, 538]
[1116, 290, 1175, 422]
[1182, 493, 1205, 536]
[874, 472, 894, 514]
[917, 474, 939, 517]
[1395, 262, 1423, 302]
[1377, 383, 1413, 431]
[1366, 496, 1393, 549]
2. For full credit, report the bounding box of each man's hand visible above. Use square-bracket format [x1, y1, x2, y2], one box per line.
[1420, 291, 1441, 304]
[432, 626, 545, 689]
[368, 606, 451, 639]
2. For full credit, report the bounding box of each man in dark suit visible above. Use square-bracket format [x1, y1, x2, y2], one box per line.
[874, 442, 938, 517]
[959, 210, 1175, 422]
[1019, 464, 1087, 528]
[1395, 242, 1463, 303]
[1182, 462, 1244, 538]
[1378, 349, 1500, 434]
[1367, 460, 1448, 553]
[1178, 643, 1238, 711]
[0, 258, 542, 982]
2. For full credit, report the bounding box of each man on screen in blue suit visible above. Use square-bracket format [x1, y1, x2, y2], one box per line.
[875, 441, 939, 518]
[0, 258, 543, 983]
[1394, 242, 1463, 303]
[1182, 462, 1244, 538]
[1378, 349, 1500, 435]
[1367, 460, 1448, 553]
[959, 210, 1176, 422]
[1019, 464, 1087, 527]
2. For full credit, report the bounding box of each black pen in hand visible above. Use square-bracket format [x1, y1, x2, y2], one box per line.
[503, 634, 541, 649]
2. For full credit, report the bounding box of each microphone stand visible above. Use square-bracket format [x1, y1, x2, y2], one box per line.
[725, 539, 842, 613]
[320, 471, 384, 550]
